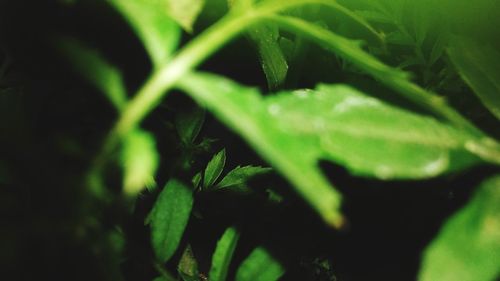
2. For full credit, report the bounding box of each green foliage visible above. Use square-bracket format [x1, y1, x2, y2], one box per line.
[165, 0, 205, 33]
[216, 165, 272, 192]
[209, 227, 240, 281]
[203, 149, 226, 188]
[235, 247, 285, 281]
[147, 179, 194, 263]
[448, 36, 500, 121]
[175, 106, 206, 145]
[419, 175, 500, 281]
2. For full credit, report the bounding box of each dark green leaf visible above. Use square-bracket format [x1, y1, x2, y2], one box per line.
[122, 129, 159, 195]
[418, 175, 500, 281]
[235, 247, 284, 281]
[209, 227, 240, 281]
[203, 149, 226, 188]
[56, 37, 127, 111]
[109, 0, 181, 67]
[215, 165, 272, 192]
[147, 179, 194, 262]
[175, 106, 206, 145]
[448, 36, 500, 121]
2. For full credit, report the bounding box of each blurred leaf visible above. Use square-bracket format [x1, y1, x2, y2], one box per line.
[178, 245, 200, 281]
[177, 72, 492, 225]
[122, 129, 159, 195]
[175, 105, 206, 145]
[448, 36, 500, 121]
[215, 165, 272, 192]
[247, 23, 288, 90]
[109, 0, 181, 67]
[57, 37, 127, 111]
[147, 179, 194, 262]
[209, 227, 240, 281]
[166, 0, 205, 33]
[203, 149, 226, 188]
[235, 247, 284, 281]
[418, 175, 500, 281]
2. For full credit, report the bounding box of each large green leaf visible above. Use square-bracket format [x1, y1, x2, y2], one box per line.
[146, 179, 194, 262]
[108, 0, 181, 67]
[418, 175, 500, 281]
[177, 72, 488, 226]
[235, 247, 285, 281]
[448, 36, 500, 121]
[122, 129, 160, 195]
[209, 227, 240, 281]
[56, 37, 127, 111]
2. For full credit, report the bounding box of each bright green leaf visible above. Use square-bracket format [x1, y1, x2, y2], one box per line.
[56, 37, 127, 111]
[235, 247, 285, 281]
[418, 175, 500, 281]
[215, 165, 272, 192]
[209, 227, 240, 281]
[178, 245, 200, 281]
[108, 0, 181, 67]
[147, 179, 194, 262]
[203, 149, 226, 188]
[122, 129, 159, 195]
[175, 105, 206, 145]
[166, 0, 205, 33]
[448, 36, 500, 121]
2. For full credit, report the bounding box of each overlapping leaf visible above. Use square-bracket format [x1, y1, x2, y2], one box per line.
[418, 175, 500, 281]
[209, 227, 240, 281]
[235, 247, 284, 281]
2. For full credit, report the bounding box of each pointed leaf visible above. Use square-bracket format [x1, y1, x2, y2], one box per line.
[178, 245, 200, 281]
[203, 149, 226, 188]
[109, 0, 181, 67]
[448, 36, 500, 121]
[235, 247, 285, 281]
[215, 165, 272, 192]
[122, 129, 159, 195]
[177, 72, 490, 226]
[418, 175, 500, 281]
[57, 37, 127, 111]
[166, 0, 205, 33]
[147, 179, 194, 262]
[209, 227, 240, 281]
[175, 105, 206, 145]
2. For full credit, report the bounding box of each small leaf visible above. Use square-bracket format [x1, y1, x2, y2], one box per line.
[209, 227, 240, 281]
[215, 165, 272, 192]
[56, 37, 127, 111]
[203, 149, 226, 189]
[175, 106, 206, 145]
[418, 175, 500, 281]
[166, 0, 205, 33]
[178, 245, 200, 281]
[147, 179, 194, 262]
[122, 129, 159, 195]
[109, 0, 181, 67]
[448, 36, 500, 121]
[235, 247, 285, 281]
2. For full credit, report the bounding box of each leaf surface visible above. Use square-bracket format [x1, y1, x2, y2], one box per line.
[418, 175, 500, 281]
[215, 165, 272, 192]
[448, 36, 500, 121]
[209, 227, 240, 281]
[235, 247, 284, 281]
[147, 179, 194, 262]
[203, 149, 226, 188]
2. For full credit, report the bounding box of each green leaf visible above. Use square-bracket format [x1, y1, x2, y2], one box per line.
[122, 129, 159, 195]
[235, 247, 285, 281]
[108, 0, 181, 67]
[175, 105, 206, 145]
[203, 149, 226, 188]
[56, 37, 127, 111]
[247, 23, 288, 90]
[178, 245, 200, 281]
[177, 72, 490, 226]
[448, 36, 500, 121]
[209, 227, 240, 281]
[418, 175, 500, 281]
[166, 0, 205, 33]
[147, 179, 194, 262]
[215, 165, 272, 192]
